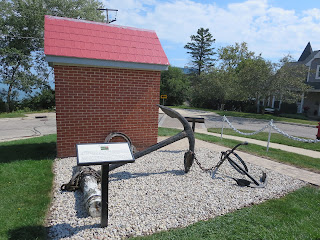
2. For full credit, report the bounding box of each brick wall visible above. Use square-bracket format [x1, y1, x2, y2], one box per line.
[54, 65, 160, 157]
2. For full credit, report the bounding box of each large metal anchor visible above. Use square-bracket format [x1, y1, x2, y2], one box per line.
[211, 142, 267, 188]
[108, 104, 195, 173]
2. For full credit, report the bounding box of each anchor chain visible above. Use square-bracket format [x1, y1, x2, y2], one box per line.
[192, 142, 267, 188]
[61, 167, 101, 191]
[193, 149, 241, 174]
[194, 153, 215, 173]
[193, 151, 240, 175]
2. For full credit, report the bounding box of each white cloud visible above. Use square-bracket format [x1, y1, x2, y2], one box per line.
[303, 8, 320, 20]
[102, 0, 320, 62]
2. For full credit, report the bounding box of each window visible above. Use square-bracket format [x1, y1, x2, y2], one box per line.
[316, 65, 320, 79]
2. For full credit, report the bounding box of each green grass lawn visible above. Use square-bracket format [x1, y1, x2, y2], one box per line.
[208, 128, 320, 152]
[0, 135, 56, 240]
[132, 186, 320, 240]
[173, 105, 318, 126]
[0, 109, 55, 119]
[0, 112, 26, 118]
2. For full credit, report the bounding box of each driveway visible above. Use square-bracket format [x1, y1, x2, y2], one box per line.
[0, 112, 56, 142]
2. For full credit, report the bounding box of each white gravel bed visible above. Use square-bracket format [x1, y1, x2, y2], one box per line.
[47, 148, 306, 239]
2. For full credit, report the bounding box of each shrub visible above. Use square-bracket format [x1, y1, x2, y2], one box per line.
[280, 102, 297, 114]
[160, 67, 190, 106]
[0, 99, 6, 113]
[19, 88, 55, 111]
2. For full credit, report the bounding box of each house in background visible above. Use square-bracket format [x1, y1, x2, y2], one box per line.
[295, 42, 320, 117]
[260, 42, 320, 117]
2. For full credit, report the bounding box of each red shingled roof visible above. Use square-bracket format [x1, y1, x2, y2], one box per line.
[44, 15, 169, 66]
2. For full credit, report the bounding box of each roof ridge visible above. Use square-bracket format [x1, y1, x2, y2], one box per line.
[45, 15, 156, 33]
[298, 42, 313, 62]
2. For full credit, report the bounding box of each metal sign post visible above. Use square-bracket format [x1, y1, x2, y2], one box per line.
[101, 164, 109, 227]
[77, 142, 134, 227]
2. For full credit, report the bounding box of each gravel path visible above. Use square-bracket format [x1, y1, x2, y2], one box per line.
[47, 148, 306, 239]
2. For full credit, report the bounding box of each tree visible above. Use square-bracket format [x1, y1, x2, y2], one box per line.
[236, 57, 274, 113]
[44, 0, 105, 22]
[218, 42, 255, 71]
[184, 28, 216, 75]
[214, 42, 256, 105]
[236, 54, 310, 113]
[273, 55, 310, 103]
[217, 42, 295, 113]
[189, 68, 226, 109]
[0, 0, 47, 112]
[0, 0, 105, 112]
[20, 85, 55, 111]
[160, 66, 190, 106]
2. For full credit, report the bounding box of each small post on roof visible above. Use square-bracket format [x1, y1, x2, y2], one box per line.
[97, 8, 118, 24]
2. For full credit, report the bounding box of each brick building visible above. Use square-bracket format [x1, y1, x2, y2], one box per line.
[44, 15, 169, 157]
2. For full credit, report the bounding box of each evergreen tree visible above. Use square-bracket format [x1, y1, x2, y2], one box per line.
[184, 28, 216, 75]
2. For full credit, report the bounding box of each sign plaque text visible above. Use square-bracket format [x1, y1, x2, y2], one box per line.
[77, 142, 134, 165]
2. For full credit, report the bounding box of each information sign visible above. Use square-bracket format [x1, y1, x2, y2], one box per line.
[77, 142, 134, 166]
[76, 142, 135, 228]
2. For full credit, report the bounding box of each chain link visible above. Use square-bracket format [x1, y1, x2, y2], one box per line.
[194, 155, 215, 173]
[223, 116, 270, 135]
[194, 151, 229, 174]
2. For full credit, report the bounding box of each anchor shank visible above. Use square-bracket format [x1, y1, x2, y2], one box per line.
[109, 131, 188, 171]
[134, 130, 188, 159]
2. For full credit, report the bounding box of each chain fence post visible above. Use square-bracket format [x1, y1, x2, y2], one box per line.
[266, 119, 273, 152]
[221, 115, 225, 140]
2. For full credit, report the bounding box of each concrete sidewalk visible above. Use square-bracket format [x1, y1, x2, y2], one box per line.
[159, 137, 320, 186]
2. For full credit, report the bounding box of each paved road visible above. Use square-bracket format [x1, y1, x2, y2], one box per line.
[159, 108, 318, 140]
[0, 113, 56, 142]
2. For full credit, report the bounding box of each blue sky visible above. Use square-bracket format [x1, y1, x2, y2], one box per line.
[102, 0, 320, 67]
[3, 0, 320, 100]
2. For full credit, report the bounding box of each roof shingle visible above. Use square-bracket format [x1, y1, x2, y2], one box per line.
[44, 15, 169, 66]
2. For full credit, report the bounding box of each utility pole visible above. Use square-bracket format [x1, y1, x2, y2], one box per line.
[97, 8, 118, 23]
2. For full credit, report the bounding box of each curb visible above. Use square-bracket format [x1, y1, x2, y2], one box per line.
[273, 120, 317, 128]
